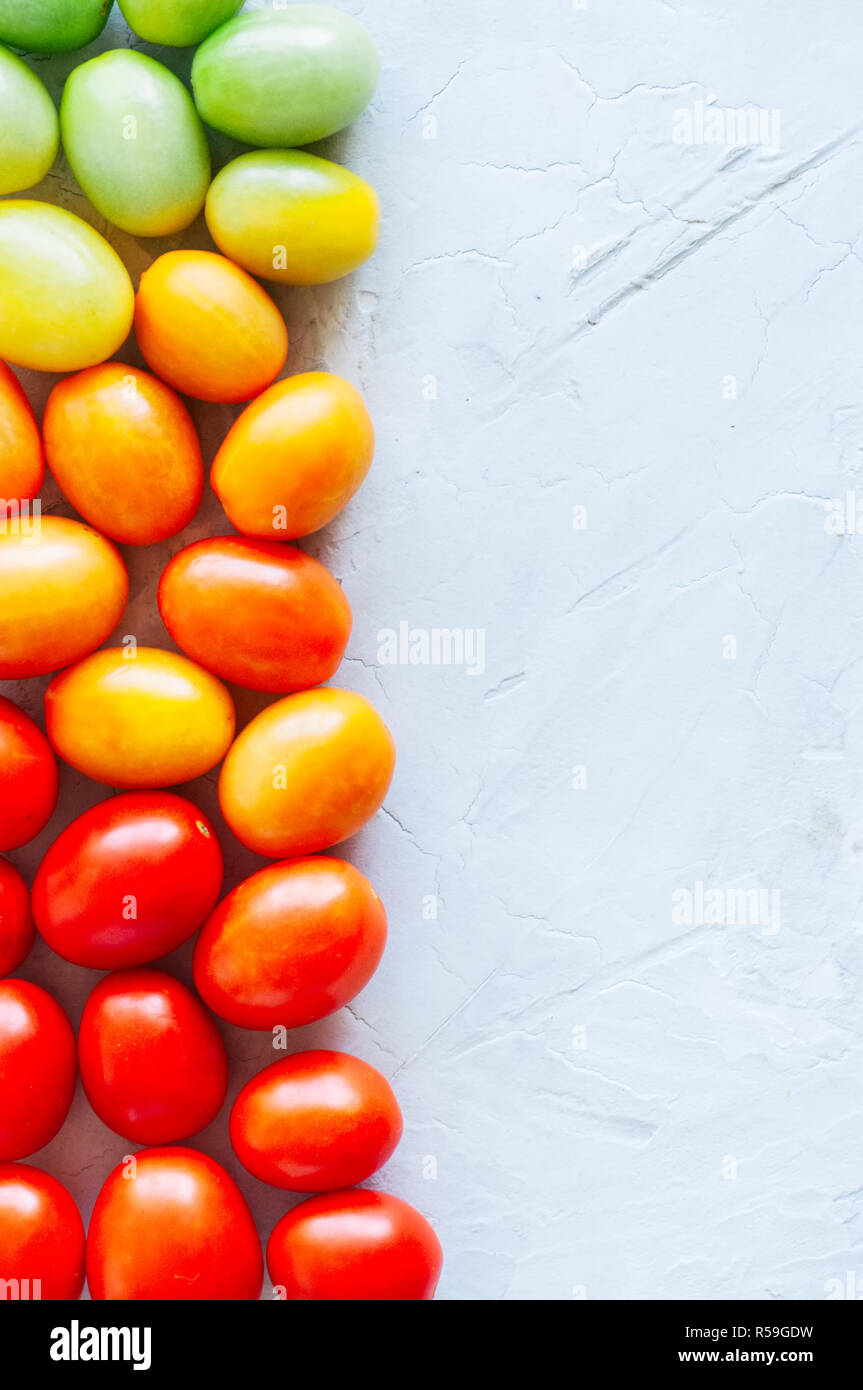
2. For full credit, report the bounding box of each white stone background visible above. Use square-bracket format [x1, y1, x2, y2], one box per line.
[3, 0, 863, 1301]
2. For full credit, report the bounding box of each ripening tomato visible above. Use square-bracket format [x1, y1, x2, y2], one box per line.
[0, 359, 43, 501]
[135, 250, 287, 404]
[87, 1147, 263, 1300]
[230, 1049, 402, 1192]
[267, 1189, 443, 1301]
[158, 537, 352, 693]
[45, 647, 235, 788]
[193, 857, 387, 1030]
[0, 980, 76, 1161]
[211, 373, 374, 539]
[0, 46, 58, 196]
[0, 517, 128, 680]
[0, 1, 114, 54]
[43, 363, 203, 545]
[78, 969, 228, 1144]
[0, 696, 58, 851]
[32, 792, 223, 969]
[0, 1163, 85, 1300]
[0, 858, 33, 977]
[218, 688, 395, 858]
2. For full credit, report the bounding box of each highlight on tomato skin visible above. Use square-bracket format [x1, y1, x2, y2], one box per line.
[0, 979, 77, 1162]
[0, 695, 58, 852]
[0, 1163, 86, 1301]
[267, 1189, 443, 1302]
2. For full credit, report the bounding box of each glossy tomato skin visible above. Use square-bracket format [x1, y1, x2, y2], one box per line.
[32, 792, 223, 970]
[135, 250, 287, 404]
[230, 1049, 402, 1192]
[0, 517, 128, 680]
[267, 1189, 442, 1301]
[87, 1147, 263, 1301]
[0, 1163, 85, 1300]
[44, 646, 236, 789]
[219, 688, 395, 858]
[159, 537, 352, 693]
[194, 857, 387, 1030]
[0, 696, 58, 851]
[0, 359, 43, 501]
[210, 372, 374, 539]
[0, 980, 76, 1161]
[43, 363, 203, 545]
[0, 858, 34, 977]
[78, 969, 228, 1144]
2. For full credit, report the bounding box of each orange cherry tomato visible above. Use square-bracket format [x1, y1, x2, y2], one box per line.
[135, 249, 288, 403]
[267, 1189, 443, 1301]
[78, 968, 228, 1144]
[43, 363, 203, 545]
[218, 687, 395, 857]
[0, 359, 42, 501]
[193, 856, 387, 1029]
[87, 1147, 263, 1300]
[45, 646, 236, 788]
[158, 535, 352, 693]
[0, 517, 128, 679]
[210, 372, 374, 539]
[0, 696, 58, 850]
[230, 1049, 402, 1191]
[0, 858, 33, 977]
[0, 1163, 85, 1301]
[0, 979, 77, 1161]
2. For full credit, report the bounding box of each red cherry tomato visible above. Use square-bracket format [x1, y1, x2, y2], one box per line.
[230, 1049, 402, 1192]
[0, 857, 34, 977]
[32, 792, 223, 969]
[87, 1146, 263, 1300]
[0, 980, 76, 1160]
[0, 1163, 85, 1300]
[267, 1189, 443, 1301]
[0, 695, 58, 851]
[193, 857, 387, 1030]
[78, 969, 228, 1144]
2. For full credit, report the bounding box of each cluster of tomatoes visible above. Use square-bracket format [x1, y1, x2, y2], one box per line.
[0, 11, 443, 1301]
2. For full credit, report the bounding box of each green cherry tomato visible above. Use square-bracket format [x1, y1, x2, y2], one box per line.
[118, 0, 242, 47]
[0, 46, 58, 194]
[0, 1, 114, 54]
[206, 150, 380, 286]
[191, 5, 380, 148]
[61, 50, 211, 238]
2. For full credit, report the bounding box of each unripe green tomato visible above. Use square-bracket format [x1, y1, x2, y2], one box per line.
[0, 201, 133, 372]
[118, 0, 242, 48]
[0, 46, 58, 194]
[0, 0, 113, 54]
[61, 50, 211, 238]
[206, 150, 380, 286]
[192, 6, 380, 147]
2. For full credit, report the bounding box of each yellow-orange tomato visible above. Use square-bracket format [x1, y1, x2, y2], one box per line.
[0, 518, 128, 679]
[45, 647, 235, 789]
[219, 688, 395, 858]
[135, 250, 288, 404]
[43, 364, 203, 546]
[210, 372, 374, 540]
[0, 360, 43, 502]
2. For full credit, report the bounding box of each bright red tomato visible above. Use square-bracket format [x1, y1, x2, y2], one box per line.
[0, 1163, 85, 1300]
[230, 1049, 402, 1192]
[0, 695, 58, 851]
[193, 857, 387, 1030]
[0, 980, 76, 1160]
[0, 857, 34, 977]
[87, 1147, 263, 1300]
[78, 969, 228, 1144]
[267, 1189, 443, 1301]
[32, 792, 223, 969]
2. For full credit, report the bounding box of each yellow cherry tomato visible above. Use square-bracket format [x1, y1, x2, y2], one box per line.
[218, 687, 395, 858]
[45, 647, 236, 789]
[0, 517, 128, 679]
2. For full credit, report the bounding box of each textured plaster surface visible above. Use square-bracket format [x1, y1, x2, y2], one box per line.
[3, 0, 863, 1301]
